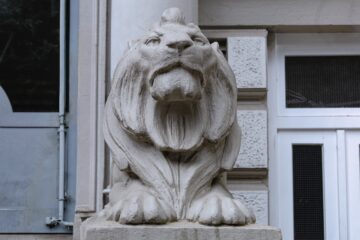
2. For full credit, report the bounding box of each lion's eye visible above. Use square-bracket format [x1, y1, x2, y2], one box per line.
[145, 37, 161, 46]
[191, 36, 207, 46]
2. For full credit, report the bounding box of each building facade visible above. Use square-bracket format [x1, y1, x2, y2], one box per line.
[0, 0, 359, 239]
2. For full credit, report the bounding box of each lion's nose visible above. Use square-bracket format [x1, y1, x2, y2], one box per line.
[167, 40, 192, 51]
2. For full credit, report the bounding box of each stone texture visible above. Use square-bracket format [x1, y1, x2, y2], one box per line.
[228, 37, 267, 89]
[81, 217, 282, 240]
[232, 190, 268, 225]
[236, 110, 267, 168]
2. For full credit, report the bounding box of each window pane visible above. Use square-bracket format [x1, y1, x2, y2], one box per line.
[293, 145, 324, 240]
[286, 56, 360, 108]
[0, 0, 59, 112]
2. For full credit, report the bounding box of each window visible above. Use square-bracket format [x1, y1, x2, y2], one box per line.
[0, 0, 68, 112]
[275, 33, 360, 116]
[286, 56, 360, 108]
[293, 145, 324, 240]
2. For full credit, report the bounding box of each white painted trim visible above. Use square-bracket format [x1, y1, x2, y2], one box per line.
[202, 29, 268, 39]
[276, 33, 360, 117]
[345, 131, 360, 240]
[75, 0, 107, 213]
[268, 33, 278, 227]
[95, 0, 107, 213]
[337, 130, 348, 240]
[276, 131, 340, 240]
[275, 116, 360, 130]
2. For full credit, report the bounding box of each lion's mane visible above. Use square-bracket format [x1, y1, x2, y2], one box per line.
[103, 24, 241, 217]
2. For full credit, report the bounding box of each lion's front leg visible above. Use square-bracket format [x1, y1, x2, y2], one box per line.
[187, 180, 256, 225]
[100, 179, 176, 224]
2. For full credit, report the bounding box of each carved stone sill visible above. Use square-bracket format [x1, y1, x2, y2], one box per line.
[80, 217, 282, 240]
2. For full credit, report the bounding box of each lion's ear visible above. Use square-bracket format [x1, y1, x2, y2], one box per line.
[127, 40, 138, 50]
[110, 57, 147, 137]
[211, 42, 223, 55]
[204, 46, 237, 142]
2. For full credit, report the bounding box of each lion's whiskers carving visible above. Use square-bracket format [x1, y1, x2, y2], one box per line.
[102, 7, 255, 225]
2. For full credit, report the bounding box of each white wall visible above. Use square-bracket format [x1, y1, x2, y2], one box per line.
[110, 0, 198, 75]
[199, 0, 360, 26]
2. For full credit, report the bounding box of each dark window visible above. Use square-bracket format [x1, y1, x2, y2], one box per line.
[286, 56, 360, 108]
[293, 145, 324, 240]
[208, 38, 227, 58]
[0, 0, 60, 112]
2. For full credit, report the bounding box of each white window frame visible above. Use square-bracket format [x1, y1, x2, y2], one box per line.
[345, 131, 360, 240]
[276, 33, 360, 117]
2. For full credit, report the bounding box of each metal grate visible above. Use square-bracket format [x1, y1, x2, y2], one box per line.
[286, 56, 360, 108]
[293, 145, 324, 240]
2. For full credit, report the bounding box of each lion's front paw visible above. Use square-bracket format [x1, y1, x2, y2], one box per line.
[103, 191, 175, 224]
[187, 194, 255, 226]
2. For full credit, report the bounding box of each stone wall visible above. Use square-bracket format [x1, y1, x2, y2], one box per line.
[217, 31, 269, 224]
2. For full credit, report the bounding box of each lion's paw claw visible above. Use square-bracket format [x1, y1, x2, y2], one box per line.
[105, 192, 175, 224]
[188, 194, 255, 226]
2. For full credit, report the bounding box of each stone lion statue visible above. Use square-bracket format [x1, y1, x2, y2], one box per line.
[102, 8, 255, 226]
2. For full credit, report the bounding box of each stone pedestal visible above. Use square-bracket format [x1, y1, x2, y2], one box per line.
[80, 217, 282, 240]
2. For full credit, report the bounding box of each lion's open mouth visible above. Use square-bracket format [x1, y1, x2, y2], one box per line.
[150, 66, 204, 102]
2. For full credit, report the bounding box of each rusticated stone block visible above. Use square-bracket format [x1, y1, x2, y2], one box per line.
[235, 110, 267, 168]
[232, 190, 268, 225]
[228, 37, 267, 89]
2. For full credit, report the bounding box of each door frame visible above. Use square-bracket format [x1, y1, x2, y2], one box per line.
[268, 33, 360, 240]
[345, 131, 360, 240]
[276, 130, 340, 240]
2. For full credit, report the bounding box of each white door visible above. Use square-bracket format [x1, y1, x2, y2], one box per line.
[277, 131, 339, 240]
[276, 130, 360, 240]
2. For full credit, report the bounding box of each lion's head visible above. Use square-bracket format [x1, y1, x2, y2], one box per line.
[105, 8, 237, 153]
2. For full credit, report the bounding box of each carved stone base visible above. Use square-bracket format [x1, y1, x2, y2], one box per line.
[80, 217, 282, 240]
